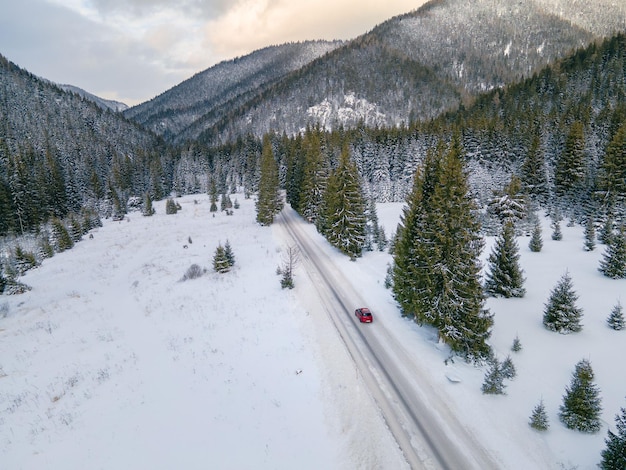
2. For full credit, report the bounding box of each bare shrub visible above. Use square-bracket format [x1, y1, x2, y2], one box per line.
[182, 264, 204, 281]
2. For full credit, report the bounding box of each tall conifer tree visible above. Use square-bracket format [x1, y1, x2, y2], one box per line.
[300, 129, 328, 225]
[256, 135, 283, 226]
[555, 121, 586, 199]
[584, 217, 596, 251]
[485, 220, 526, 298]
[600, 403, 626, 469]
[599, 226, 626, 279]
[393, 137, 492, 361]
[520, 134, 549, 203]
[597, 122, 626, 207]
[543, 271, 583, 333]
[529, 222, 543, 252]
[320, 145, 366, 259]
[559, 359, 602, 433]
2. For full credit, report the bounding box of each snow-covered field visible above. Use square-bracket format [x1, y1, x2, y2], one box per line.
[1, 193, 624, 469]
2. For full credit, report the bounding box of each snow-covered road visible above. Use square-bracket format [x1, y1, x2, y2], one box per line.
[277, 206, 498, 470]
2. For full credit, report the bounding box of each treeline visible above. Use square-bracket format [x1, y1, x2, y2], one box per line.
[3, 31, 626, 243]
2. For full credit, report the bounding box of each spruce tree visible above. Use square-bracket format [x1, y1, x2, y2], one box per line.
[543, 271, 583, 333]
[0, 268, 5, 294]
[319, 145, 366, 259]
[487, 175, 526, 223]
[551, 219, 563, 241]
[220, 193, 232, 211]
[520, 134, 549, 204]
[165, 198, 178, 214]
[209, 177, 218, 212]
[482, 358, 505, 395]
[584, 217, 596, 251]
[38, 233, 54, 260]
[600, 404, 626, 469]
[529, 222, 543, 252]
[607, 302, 625, 331]
[555, 121, 586, 199]
[392, 137, 492, 361]
[299, 129, 328, 224]
[511, 335, 522, 352]
[213, 244, 230, 273]
[14, 246, 37, 275]
[501, 355, 517, 379]
[599, 226, 626, 279]
[529, 400, 549, 431]
[256, 135, 283, 226]
[485, 221, 526, 298]
[392, 148, 433, 318]
[559, 359, 602, 433]
[600, 213, 615, 244]
[143, 193, 155, 216]
[109, 186, 126, 221]
[367, 198, 387, 252]
[51, 218, 74, 252]
[597, 122, 626, 206]
[224, 240, 235, 268]
[69, 216, 82, 242]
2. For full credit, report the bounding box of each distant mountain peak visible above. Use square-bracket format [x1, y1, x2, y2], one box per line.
[58, 84, 129, 112]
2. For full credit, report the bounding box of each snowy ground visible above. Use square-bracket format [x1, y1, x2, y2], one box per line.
[1, 193, 624, 469]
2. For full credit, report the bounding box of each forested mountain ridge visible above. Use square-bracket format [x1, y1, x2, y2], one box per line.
[344, 32, 626, 215]
[123, 41, 344, 142]
[0, 53, 172, 236]
[126, 0, 626, 147]
[58, 84, 129, 113]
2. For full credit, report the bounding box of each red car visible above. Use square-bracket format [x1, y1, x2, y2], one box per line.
[355, 307, 373, 323]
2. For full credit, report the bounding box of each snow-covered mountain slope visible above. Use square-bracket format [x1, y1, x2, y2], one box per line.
[123, 40, 343, 142]
[124, 0, 626, 146]
[58, 84, 128, 112]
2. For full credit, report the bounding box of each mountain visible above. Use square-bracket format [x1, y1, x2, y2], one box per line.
[123, 40, 343, 143]
[125, 0, 626, 146]
[0, 53, 169, 236]
[346, 32, 626, 212]
[58, 84, 129, 112]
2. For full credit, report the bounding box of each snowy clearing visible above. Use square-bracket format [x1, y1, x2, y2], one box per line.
[1, 193, 625, 469]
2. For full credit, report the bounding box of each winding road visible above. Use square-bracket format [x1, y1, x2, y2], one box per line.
[277, 206, 499, 470]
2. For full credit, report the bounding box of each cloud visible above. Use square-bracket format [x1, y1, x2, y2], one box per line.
[204, 0, 421, 59]
[88, 0, 233, 19]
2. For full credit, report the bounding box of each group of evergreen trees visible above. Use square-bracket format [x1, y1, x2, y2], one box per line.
[0, 208, 101, 293]
[391, 137, 493, 361]
[213, 240, 235, 273]
[525, 361, 626, 469]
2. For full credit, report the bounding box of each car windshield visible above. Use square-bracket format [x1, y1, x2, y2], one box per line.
[362, 310, 371, 316]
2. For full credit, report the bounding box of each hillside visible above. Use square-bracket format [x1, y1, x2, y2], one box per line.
[58, 84, 129, 113]
[311, 33, 626, 212]
[0, 54, 170, 236]
[125, 0, 626, 146]
[123, 41, 343, 142]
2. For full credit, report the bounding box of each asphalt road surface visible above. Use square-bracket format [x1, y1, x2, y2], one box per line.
[277, 206, 499, 470]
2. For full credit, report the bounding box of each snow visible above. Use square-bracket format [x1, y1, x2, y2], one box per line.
[306, 92, 387, 132]
[1, 194, 625, 469]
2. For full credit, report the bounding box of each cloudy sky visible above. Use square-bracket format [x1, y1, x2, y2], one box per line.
[0, 0, 426, 106]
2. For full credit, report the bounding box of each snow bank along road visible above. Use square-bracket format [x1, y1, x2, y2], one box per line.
[278, 206, 498, 470]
